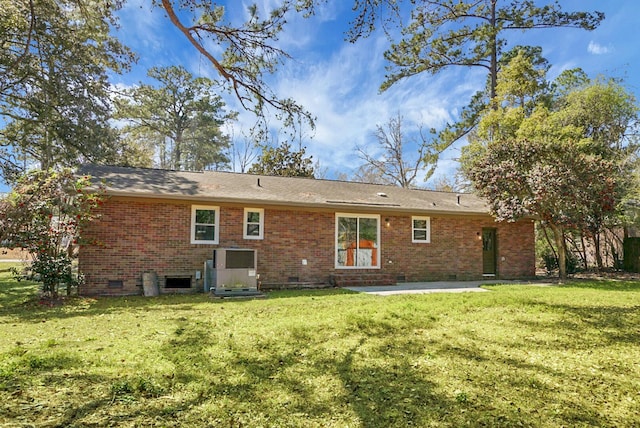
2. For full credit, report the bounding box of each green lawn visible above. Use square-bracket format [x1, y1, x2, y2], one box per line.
[1, 262, 639, 427]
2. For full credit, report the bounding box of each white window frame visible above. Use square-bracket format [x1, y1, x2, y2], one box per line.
[191, 205, 219, 245]
[412, 216, 431, 243]
[243, 208, 264, 240]
[335, 213, 381, 269]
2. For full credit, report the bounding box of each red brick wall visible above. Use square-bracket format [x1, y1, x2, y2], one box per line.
[78, 197, 535, 295]
[381, 215, 535, 281]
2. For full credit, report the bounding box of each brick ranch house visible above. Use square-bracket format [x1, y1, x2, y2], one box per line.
[77, 165, 535, 296]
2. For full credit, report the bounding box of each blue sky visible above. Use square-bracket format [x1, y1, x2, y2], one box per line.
[3, 1, 638, 193]
[111, 0, 639, 186]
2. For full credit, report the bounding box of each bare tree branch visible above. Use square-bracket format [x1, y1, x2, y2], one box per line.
[356, 113, 438, 188]
[159, 0, 314, 139]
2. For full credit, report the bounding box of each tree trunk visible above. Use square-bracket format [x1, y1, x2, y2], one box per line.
[549, 223, 567, 281]
[489, 0, 498, 100]
[578, 233, 588, 270]
[174, 140, 182, 170]
[593, 232, 603, 273]
[565, 233, 582, 269]
[174, 130, 183, 171]
[159, 140, 167, 169]
[540, 222, 558, 265]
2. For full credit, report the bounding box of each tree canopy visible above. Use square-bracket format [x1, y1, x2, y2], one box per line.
[0, 0, 610, 184]
[380, 0, 603, 95]
[97, 0, 606, 164]
[114, 65, 234, 171]
[345, 0, 604, 151]
[0, 0, 133, 181]
[249, 142, 315, 178]
[158, 0, 316, 140]
[1, 169, 103, 297]
[461, 51, 638, 279]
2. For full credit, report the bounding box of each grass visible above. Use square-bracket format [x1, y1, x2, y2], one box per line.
[1, 262, 639, 427]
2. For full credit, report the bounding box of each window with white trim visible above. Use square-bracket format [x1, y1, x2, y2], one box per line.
[191, 205, 219, 244]
[335, 213, 380, 268]
[412, 216, 431, 243]
[244, 208, 264, 240]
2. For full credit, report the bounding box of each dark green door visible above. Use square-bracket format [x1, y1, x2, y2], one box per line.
[482, 228, 497, 276]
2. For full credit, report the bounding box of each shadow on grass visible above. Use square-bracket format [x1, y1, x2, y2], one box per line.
[510, 291, 640, 348]
[1, 372, 116, 425]
[434, 339, 618, 427]
[0, 281, 355, 323]
[151, 311, 467, 425]
[549, 303, 640, 345]
[153, 316, 467, 426]
[0, 276, 40, 310]
[265, 288, 357, 299]
[334, 338, 451, 426]
[0, 284, 39, 310]
[4, 293, 634, 426]
[0, 286, 214, 322]
[560, 279, 640, 291]
[1, 348, 86, 396]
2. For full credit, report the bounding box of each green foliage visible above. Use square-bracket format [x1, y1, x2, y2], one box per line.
[249, 142, 316, 177]
[0, 0, 134, 181]
[462, 52, 638, 279]
[114, 65, 235, 171]
[436, 46, 551, 152]
[466, 138, 620, 226]
[381, 0, 603, 94]
[540, 249, 578, 275]
[158, 0, 315, 141]
[538, 238, 579, 275]
[365, 0, 604, 148]
[111, 376, 165, 401]
[1, 169, 103, 298]
[1, 1, 320, 179]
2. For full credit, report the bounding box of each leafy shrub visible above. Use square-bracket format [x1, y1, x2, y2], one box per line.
[541, 250, 579, 274]
[2, 169, 103, 298]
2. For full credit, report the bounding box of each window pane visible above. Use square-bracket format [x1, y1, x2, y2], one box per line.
[195, 225, 215, 241]
[337, 216, 378, 267]
[247, 211, 260, 223]
[246, 224, 260, 236]
[360, 218, 378, 244]
[414, 230, 427, 241]
[337, 217, 357, 267]
[338, 217, 358, 245]
[413, 219, 427, 229]
[359, 218, 378, 267]
[196, 209, 216, 224]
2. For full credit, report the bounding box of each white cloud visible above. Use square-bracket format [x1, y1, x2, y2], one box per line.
[114, 0, 164, 53]
[587, 41, 612, 55]
[113, 0, 485, 183]
[261, 33, 482, 181]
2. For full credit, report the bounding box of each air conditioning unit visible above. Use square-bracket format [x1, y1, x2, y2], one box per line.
[209, 248, 260, 296]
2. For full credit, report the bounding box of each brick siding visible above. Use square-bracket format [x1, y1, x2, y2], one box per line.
[382, 215, 535, 281]
[78, 197, 535, 295]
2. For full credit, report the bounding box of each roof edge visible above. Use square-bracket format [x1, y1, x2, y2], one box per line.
[104, 191, 492, 217]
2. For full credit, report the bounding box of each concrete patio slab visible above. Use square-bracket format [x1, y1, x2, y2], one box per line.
[345, 280, 526, 296]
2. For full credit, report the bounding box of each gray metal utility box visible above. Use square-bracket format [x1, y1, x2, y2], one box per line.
[208, 248, 260, 296]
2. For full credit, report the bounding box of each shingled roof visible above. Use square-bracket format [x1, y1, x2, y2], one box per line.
[78, 165, 490, 216]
